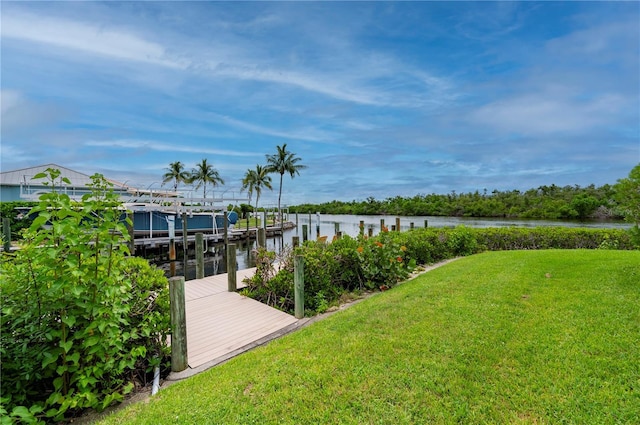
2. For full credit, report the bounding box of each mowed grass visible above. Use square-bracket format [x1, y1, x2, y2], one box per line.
[100, 250, 640, 424]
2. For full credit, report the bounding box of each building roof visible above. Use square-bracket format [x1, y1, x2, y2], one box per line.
[0, 164, 127, 188]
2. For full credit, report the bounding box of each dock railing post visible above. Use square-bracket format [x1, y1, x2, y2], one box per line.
[294, 255, 304, 319]
[257, 228, 266, 248]
[182, 213, 188, 277]
[223, 211, 229, 246]
[424, 219, 428, 228]
[227, 243, 236, 292]
[334, 222, 340, 236]
[302, 224, 308, 242]
[396, 217, 401, 232]
[359, 220, 365, 236]
[380, 218, 385, 233]
[195, 233, 204, 279]
[169, 276, 188, 372]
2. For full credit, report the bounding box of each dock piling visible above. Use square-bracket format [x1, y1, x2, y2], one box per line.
[169, 276, 188, 372]
[195, 233, 204, 279]
[227, 244, 237, 292]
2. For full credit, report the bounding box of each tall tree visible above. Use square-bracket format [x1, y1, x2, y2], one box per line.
[614, 163, 640, 232]
[265, 144, 306, 223]
[242, 164, 273, 215]
[191, 159, 225, 204]
[161, 161, 191, 192]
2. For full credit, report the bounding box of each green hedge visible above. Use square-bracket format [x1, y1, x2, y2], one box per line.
[244, 226, 635, 316]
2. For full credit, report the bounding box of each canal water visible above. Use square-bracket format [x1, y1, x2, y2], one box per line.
[160, 213, 630, 279]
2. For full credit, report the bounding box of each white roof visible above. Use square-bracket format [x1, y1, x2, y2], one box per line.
[0, 164, 127, 188]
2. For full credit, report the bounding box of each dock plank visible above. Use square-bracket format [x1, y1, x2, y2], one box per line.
[183, 268, 298, 369]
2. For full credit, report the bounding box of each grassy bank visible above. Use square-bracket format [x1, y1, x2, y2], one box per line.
[99, 250, 640, 424]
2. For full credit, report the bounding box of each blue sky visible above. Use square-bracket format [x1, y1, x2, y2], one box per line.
[2, 1, 639, 206]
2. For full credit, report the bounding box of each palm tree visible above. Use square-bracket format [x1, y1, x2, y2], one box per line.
[190, 158, 225, 204]
[162, 161, 191, 192]
[242, 165, 273, 222]
[265, 144, 306, 223]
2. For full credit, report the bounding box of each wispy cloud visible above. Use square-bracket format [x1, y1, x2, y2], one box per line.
[85, 140, 261, 157]
[1, 11, 187, 69]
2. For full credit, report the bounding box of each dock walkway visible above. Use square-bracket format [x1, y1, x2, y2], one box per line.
[180, 268, 299, 371]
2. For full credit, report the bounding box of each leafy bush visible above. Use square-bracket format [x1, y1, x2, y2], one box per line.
[0, 169, 170, 424]
[243, 232, 416, 315]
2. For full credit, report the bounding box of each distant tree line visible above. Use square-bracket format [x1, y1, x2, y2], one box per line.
[291, 183, 625, 221]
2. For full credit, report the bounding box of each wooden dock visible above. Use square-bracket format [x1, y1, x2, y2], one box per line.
[182, 268, 299, 369]
[134, 224, 294, 248]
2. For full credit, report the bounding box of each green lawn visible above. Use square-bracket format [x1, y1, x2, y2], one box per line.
[100, 250, 640, 424]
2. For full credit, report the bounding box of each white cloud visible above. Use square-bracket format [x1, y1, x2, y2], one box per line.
[1, 11, 187, 69]
[85, 140, 260, 157]
[210, 113, 336, 143]
[470, 91, 630, 136]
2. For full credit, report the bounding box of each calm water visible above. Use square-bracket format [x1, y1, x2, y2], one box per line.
[161, 213, 629, 278]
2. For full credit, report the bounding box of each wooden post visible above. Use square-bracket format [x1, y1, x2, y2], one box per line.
[195, 233, 204, 279]
[292, 236, 300, 247]
[294, 255, 304, 319]
[368, 227, 373, 237]
[169, 238, 176, 277]
[263, 211, 268, 231]
[302, 224, 308, 242]
[295, 213, 299, 231]
[424, 219, 428, 228]
[223, 211, 229, 246]
[182, 213, 188, 277]
[169, 276, 188, 372]
[391, 225, 396, 231]
[380, 218, 385, 232]
[227, 243, 236, 292]
[410, 222, 414, 230]
[257, 228, 266, 248]
[359, 220, 365, 236]
[336, 231, 342, 240]
[396, 217, 401, 232]
[2, 217, 11, 252]
[334, 222, 340, 235]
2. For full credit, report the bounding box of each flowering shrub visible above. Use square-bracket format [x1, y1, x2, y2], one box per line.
[356, 231, 415, 289]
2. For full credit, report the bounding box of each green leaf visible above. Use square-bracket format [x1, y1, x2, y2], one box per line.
[60, 340, 73, 353]
[41, 352, 58, 369]
[61, 315, 76, 328]
[32, 172, 47, 180]
[10, 406, 31, 418]
[84, 335, 101, 347]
